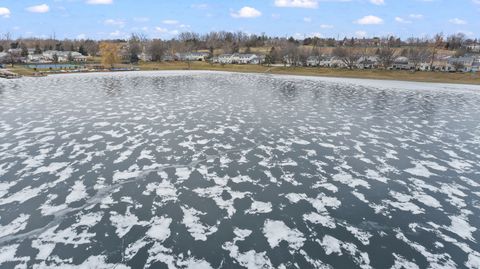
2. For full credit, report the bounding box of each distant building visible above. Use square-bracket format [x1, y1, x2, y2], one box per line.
[37, 50, 87, 63]
[177, 52, 210, 61]
[306, 56, 321, 67]
[232, 54, 260, 64]
[214, 53, 261, 64]
[467, 44, 480, 52]
[357, 56, 378, 69]
[447, 56, 476, 72]
[217, 54, 233, 64]
[391, 57, 412, 70]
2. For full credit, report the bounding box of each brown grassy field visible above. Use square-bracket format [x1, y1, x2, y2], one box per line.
[138, 61, 480, 85]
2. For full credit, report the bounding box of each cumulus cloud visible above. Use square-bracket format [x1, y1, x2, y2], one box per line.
[320, 24, 334, 29]
[409, 14, 423, 19]
[104, 19, 125, 27]
[0, 7, 10, 18]
[86, 0, 113, 5]
[155, 27, 179, 36]
[395, 17, 411, 24]
[26, 4, 50, 13]
[449, 18, 467, 25]
[274, 0, 319, 9]
[231, 6, 262, 18]
[355, 15, 383, 25]
[370, 0, 385, 5]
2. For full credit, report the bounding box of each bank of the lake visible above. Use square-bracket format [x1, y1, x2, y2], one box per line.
[5, 61, 480, 85]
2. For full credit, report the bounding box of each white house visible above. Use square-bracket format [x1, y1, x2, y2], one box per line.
[307, 56, 321, 67]
[467, 44, 480, 52]
[177, 52, 210, 61]
[447, 56, 475, 72]
[41, 50, 87, 63]
[232, 54, 260, 64]
[218, 54, 233, 64]
[357, 56, 378, 69]
[391, 57, 412, 70]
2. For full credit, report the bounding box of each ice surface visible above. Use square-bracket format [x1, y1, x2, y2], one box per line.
[0, 72, 479, 268]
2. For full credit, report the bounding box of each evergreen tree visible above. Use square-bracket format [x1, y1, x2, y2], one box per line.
[20, 44, 28, 57]
[78, 45, 87, 56]
[34, 44, 43, 54]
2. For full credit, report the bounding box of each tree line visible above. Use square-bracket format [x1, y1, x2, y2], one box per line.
[0, 31, 476, 67]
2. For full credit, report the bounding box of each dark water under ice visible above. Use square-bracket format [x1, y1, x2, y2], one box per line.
[0, 72, 479, 268]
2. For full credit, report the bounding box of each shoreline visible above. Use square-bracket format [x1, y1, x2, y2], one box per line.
[4, 62, 480, 87]
[16, 69, 480, 93]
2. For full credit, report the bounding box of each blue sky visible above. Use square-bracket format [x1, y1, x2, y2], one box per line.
[0, 0, 479, 40]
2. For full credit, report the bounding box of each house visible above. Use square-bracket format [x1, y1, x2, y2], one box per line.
[307, 56, 321, 67]
[177, 52, 210, 61]
[232, 54, 260, 64]
[7, 48, 22, 55]
[27, 54, 50, 63]
[319, 57, 345, 68]
[467, 44, 480, 53]
[0, 52, 8, 62]
[161, 54, 175, 62]
[418, 63, 432, 71]
[42, 50, 87, 63]
[471, 58, 480, 72]
[447, 56, 475, 72]
[357, 56, 378, 69]
[218, 54, 233, 64]
[391, 57, 412, 70]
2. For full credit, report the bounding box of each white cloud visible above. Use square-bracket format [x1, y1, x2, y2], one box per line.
[86, 0, 113, 5]
[274, 0, 319, 9]
[409, 14, 423, 19]
[104, 19, 125, 27]
[395, 17, 411, 24]
[162, 20, 179, 25]
[155, 27, 168, 33]
[370, 0, 384, 5]
[155, 27, 179, 36]
[231, 6, 262, 18]
[449, 18, 467, 25]
[355, 15, 383, 25]
[109, 30, 123, 37]
[320, 24, 334, 28]
[303, 17, 312, 22]
[0, 7, 10, 18]
[77, 34, 87, 39]
[26, 4, 50, 13]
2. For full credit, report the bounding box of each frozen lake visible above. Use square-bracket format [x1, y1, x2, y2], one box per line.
[0, 71, 479, 268]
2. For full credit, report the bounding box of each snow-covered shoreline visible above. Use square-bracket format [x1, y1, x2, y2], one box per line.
[6, 69, 480, 94]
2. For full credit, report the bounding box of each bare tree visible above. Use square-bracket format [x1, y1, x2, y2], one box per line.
[406, 40, 431, 71]
[429, 32, 444, 71]
[376, 46, 396, 69]
[446, 33, 466, 50]
[148, 39, 166, 62]
[333, 47, 361, 69]
[450, 60, 465, 72]
[128, 33, 144, 63]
